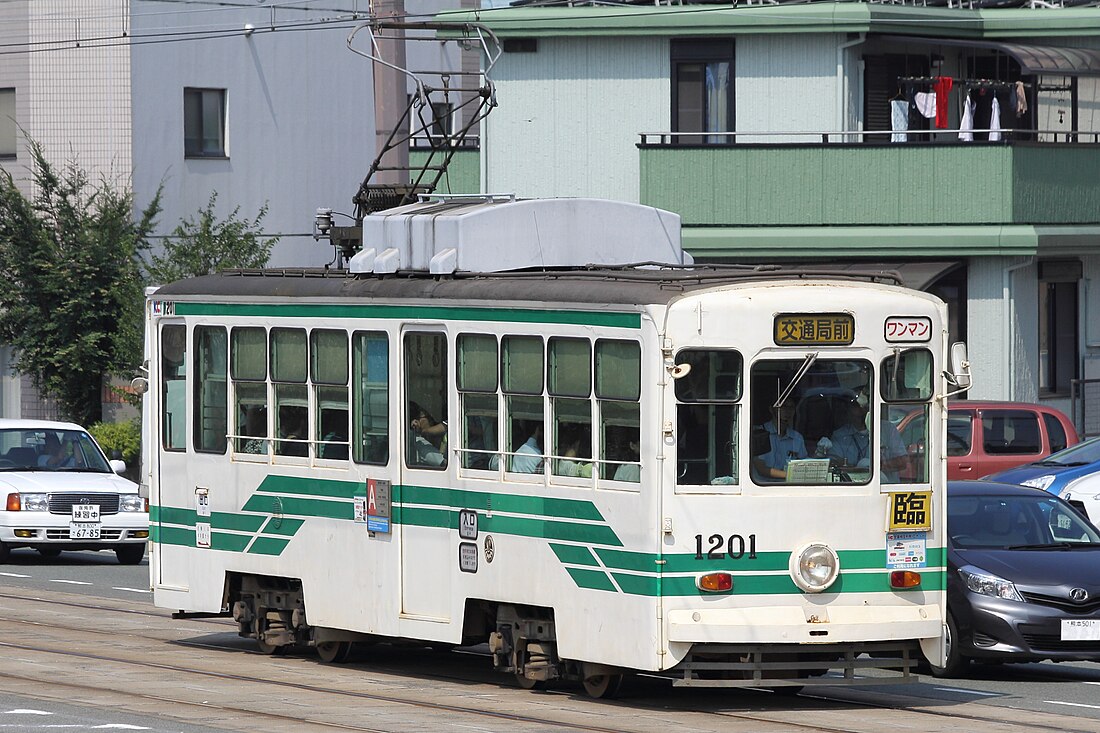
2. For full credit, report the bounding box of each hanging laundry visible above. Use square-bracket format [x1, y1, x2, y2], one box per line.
[959, 92, 975, 142]
[1014, 80, 1028, 117]
[890, 99, 909, 142]
[989, 95, 1002, 141]
[933, 76, 953, 129]
[914, 92, 936, 120]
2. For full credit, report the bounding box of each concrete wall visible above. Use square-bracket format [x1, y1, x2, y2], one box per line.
[131, 1, 375, 270]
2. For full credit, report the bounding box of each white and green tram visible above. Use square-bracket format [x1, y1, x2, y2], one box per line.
[144, 196, 964, 696]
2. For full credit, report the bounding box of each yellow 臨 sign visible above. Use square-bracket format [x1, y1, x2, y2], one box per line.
[888, 491, 932, 531]
[773, 313, 855, 346]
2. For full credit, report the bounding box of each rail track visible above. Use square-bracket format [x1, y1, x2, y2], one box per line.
[1, 587, 1099, 733]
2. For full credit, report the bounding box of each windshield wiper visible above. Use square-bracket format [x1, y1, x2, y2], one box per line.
[54, 467, 109, 474]
[1031, 460, 1065, 466]
[774, 352, 818, 409]
[1006, 541, 1100, 550]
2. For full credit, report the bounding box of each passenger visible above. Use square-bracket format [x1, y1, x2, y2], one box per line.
[752, 404, 807, 481]
[38, 433, 75, 468]
[409, 401, 446, 467]
[319, 410, 348, 460]
[239, 406, 268, 454]
[556, 424, 593, 478]
[828, 401, 871, 470]
[613, 437, 641, 483]
[510, 423, 543, 473]
[880, 417, 910, 483]
[278, 407, 309, 457]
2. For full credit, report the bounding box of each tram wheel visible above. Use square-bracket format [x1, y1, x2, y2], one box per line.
[37, 547, 62, 558]
[582, 672, 624, 699]
[316, 641, 352, 664]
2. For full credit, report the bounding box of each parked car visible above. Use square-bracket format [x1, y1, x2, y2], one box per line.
[929, 480, 1100, 677]
[896, 401, 1077, 481]
[0, 419, 148, 564]
[985, 436, 1100, 524]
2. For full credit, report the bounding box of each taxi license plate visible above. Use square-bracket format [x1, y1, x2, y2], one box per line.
[72, 504, 100, 522]
[1061, 619, 1100, 641]
[69, 523, 101, 539]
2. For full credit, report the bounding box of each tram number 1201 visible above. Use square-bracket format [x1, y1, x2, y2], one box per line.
[694, 533, 757, 560]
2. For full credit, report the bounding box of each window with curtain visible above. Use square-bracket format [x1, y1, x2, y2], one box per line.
[549, 338, 592, 479]
[0, 89, 15, 157]
[271, 328, 308, 457]
[458, 333, 499, 470]
[184, 87, 227, 157]
[502, 335, 545, 473]
[671, 39, 734, 145]
[595, 339, 641, 482]
[231, 327, 267, 455]
[352, 331, 389, 465]
[312, 329, 349, 460]
[193, 326, 227, 454]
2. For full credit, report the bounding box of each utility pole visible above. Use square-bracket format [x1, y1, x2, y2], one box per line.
[370, 0, 408, 184]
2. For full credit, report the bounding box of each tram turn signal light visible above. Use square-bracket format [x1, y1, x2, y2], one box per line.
[697, 572, 734, 592]
[6, 493, 20, 511]
[890, 571, 921, 589]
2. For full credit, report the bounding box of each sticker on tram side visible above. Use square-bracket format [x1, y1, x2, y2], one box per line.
[886, 531, 927, 569]
[459, 509, 478, 540]
[366, 479, 391, 534]
[459, 542, 478, 573]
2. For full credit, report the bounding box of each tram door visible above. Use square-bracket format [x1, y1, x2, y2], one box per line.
[399, 329, 453, 621]
[154, 320, 191, 589]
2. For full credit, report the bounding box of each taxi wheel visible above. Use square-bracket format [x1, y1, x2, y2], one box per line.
[37, 547, 62, 558]
[0, 541, 8, 562]
[115, 544, 146, 565]
[930, 613, 969, 678]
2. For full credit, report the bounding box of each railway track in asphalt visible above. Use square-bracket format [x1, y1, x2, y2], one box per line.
[1, 587, 1099, 733]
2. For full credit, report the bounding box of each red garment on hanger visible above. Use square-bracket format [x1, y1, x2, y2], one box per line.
[933, 76, 953, 129]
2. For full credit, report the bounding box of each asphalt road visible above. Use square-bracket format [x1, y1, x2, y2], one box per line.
[4, 548, 1100, 724]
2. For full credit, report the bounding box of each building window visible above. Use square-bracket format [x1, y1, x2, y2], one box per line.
[0, 89, 15, 157]
[1039, 260, 1081, 395]
[671, 39, 734, 145]
[184, 88, 226, 158]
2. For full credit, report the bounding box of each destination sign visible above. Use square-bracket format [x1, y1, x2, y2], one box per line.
[774, 313, 855, 346]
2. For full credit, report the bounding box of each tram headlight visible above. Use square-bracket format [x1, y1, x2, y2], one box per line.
[789, 543, 840, 593]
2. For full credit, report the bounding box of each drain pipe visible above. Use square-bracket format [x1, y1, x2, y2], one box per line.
[837, 33, 866, 137]
[1003, 255, 1035, 401]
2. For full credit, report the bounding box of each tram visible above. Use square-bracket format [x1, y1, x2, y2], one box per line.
[143, 196, 965, 696]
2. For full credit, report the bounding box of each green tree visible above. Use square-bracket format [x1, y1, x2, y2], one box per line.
[0, 141, 161, 427]
[145, 192, 278, 284]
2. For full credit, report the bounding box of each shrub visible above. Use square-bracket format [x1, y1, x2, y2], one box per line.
[89, 420, 141, 467]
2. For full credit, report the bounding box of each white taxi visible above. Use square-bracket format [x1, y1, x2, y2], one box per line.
[0, 419, 148, 564]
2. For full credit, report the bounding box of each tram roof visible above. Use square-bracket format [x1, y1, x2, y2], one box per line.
[152, 264, 907, 307]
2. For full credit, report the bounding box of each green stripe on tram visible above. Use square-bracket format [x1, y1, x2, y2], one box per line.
[398, 484, 605, 521]
[171, 302, 641, 329]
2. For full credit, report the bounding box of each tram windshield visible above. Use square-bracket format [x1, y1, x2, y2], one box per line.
[752, 358, 890, 485]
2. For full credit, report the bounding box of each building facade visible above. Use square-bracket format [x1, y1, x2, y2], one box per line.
[452, 2, 1100, 428]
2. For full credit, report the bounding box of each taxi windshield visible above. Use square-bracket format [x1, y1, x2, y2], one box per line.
[0, 428, 111, 472]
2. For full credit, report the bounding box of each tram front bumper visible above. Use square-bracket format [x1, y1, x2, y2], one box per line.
[667, 604, 942, 644]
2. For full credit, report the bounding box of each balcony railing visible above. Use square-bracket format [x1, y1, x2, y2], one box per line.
[637, 130, 1100, 227]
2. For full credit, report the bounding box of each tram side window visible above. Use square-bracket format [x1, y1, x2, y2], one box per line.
[674, 349, 741, 486]
[160, 325, 187, 452]
[501, 335, 545, 473]
[595, 340, 641, 482]
[457, 334, 499, 469]
[231, 327, 268, 455]
[352, 331, 388, 465]
[405, 332, 448, 469]
[312, 330, 349, 460]
[880, 349, 933, 484]
[549, 337, 593, 478]
[193, 326, 228, 454]
[271, 328, 308, 457]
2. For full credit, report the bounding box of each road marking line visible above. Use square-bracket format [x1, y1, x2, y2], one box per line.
[92, 725, 151, 730]
[111, 588, 151, 594]
[1083, 681, 1100, 686]
[0, 572, 31, 578]
[48, 580, 92, 586]
[1045, 700, 1100, 710]
[934, 687, 1000, 696]
[2, 709, 51, 714]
